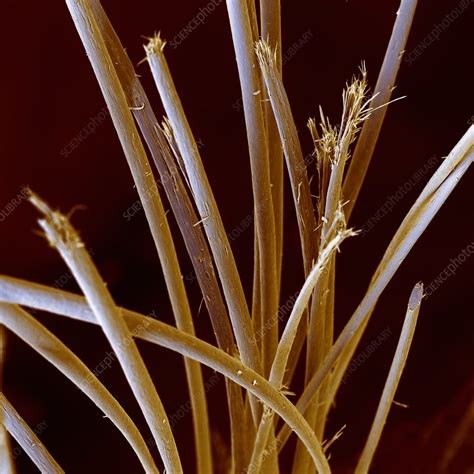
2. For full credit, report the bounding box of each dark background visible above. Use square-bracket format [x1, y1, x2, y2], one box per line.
[1, 0, 473, 472]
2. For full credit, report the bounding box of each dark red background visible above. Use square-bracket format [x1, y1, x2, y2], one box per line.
[1, 0, 473, 472]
